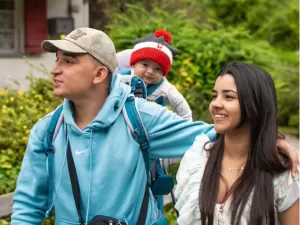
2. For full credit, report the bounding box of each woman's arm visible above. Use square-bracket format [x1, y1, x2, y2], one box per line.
[279, 200, 299, 225]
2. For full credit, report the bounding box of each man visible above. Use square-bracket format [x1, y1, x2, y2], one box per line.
[11, 28, 298, 225]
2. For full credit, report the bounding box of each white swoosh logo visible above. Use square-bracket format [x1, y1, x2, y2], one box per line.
[75, 148, 88, 155]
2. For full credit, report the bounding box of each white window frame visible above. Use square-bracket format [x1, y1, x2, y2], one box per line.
[0, 0, 24, 55]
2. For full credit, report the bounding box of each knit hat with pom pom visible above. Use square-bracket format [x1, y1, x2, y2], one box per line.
[130, 29, 178, 75]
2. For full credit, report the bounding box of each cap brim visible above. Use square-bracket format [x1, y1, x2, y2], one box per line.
[41, 39, 87, 53]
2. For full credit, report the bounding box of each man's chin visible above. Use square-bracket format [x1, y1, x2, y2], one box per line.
[53, 90, 65, 98]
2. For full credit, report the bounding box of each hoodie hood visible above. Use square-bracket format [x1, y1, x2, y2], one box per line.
[63, 75, 131, 131]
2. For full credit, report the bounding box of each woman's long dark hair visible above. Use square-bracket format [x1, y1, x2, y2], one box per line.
[199, 62, 291, 225]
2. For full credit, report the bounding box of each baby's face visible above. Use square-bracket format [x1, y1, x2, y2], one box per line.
[133, 60, 163, 84]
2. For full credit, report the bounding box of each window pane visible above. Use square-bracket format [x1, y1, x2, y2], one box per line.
[0, 0, 15, 52]
[0, 11, 13, 29]
[0, 0, 14, 10]
[0, 32, 14, 50]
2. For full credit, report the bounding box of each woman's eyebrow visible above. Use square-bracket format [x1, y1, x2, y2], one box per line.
[211, 89, 237, 94]
[222, 89, 237, 94]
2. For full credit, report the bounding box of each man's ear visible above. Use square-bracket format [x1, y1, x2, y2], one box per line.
[93, 66, 108, 84]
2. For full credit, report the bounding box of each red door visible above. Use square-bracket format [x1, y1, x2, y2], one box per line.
[24, 0, 47, 54]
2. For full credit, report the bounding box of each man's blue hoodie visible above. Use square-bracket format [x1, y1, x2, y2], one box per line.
[11, 75, 215, 225]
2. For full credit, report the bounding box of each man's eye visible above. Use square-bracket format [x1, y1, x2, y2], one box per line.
[64, 60, 73, 64]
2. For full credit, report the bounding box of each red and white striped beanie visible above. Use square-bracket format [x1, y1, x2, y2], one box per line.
[130, 29, 178, 75]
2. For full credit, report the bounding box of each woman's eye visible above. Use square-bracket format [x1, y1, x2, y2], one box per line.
[225, 95, 234, 99]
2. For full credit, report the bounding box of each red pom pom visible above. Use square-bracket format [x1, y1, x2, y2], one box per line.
[154, 29, 172, 43]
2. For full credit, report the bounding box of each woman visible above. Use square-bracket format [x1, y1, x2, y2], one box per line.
[175, 62, 299, 225]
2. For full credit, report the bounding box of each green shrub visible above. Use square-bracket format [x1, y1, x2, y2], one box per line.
[0, 62, 61, 195]
[200, 0, 299, 51]
[0, 217, 10, 225]
[164, 203, 177, 225]
[108, 4, 299, 130]
[93, 0, 299, 51]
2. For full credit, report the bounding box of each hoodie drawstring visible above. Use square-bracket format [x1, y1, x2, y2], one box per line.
[85, 129, 93, 224]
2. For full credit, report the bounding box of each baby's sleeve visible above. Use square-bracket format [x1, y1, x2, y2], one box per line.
[165, 82, 193, 121]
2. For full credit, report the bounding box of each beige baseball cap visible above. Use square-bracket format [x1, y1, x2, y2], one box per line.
[41, 27, 117, 72]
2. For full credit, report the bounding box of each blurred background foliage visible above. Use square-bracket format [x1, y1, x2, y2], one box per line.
[103, 1, 298, 131]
